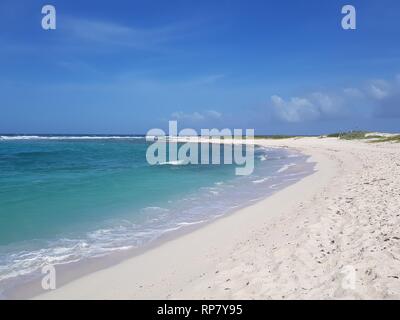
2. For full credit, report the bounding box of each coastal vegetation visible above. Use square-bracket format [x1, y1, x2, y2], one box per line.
[254, 132, 400, 143]
[326, 131, 400, 142]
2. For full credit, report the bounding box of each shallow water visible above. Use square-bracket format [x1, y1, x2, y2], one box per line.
[0, 135, 314, 293]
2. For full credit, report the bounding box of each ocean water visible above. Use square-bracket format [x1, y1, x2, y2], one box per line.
[0, 135, 314, 293]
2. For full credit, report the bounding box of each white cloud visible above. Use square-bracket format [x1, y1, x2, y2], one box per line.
[271, 94, 332, 123]
[368, 78, 400, 117]
[204, 110, 222, 119]
[64, 18, 184, 50]
[311, 92, 336, 114]
[170, 110, 222, 122]
[369, 84, 389, 100]
[271, 74, 400, 122]
[171, 111, 204, 121]
[343, 87, 364, 98]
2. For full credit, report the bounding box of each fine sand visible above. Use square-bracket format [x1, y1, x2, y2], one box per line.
[34, 137, 400, 299]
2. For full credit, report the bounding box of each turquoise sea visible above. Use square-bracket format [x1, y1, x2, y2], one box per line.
[0, 135, 314, 294]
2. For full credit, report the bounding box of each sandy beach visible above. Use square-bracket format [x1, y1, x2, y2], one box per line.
[34, 137, 400, 300]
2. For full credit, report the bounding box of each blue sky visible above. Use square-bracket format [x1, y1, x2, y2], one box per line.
[1, 0, 400, 134]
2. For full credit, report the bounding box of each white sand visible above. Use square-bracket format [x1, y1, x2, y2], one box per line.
[35, 137, 400, 299]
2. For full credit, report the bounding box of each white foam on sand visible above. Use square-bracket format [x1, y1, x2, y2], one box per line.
[277, 163, 296, 173]
[252, 177, 271, 184]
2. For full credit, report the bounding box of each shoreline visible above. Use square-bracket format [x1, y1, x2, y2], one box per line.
[30, 138, 329, 300]
[4, 143, 313, 300]
[10, 137, 400, 299]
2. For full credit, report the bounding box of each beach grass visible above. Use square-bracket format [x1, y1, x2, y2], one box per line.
[325, 131, 400, 143]
[369, 135, 400, 143]
[327, 131, 379, 140]
[337, 131, 370, 140]
[253, 132, 400, 142]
